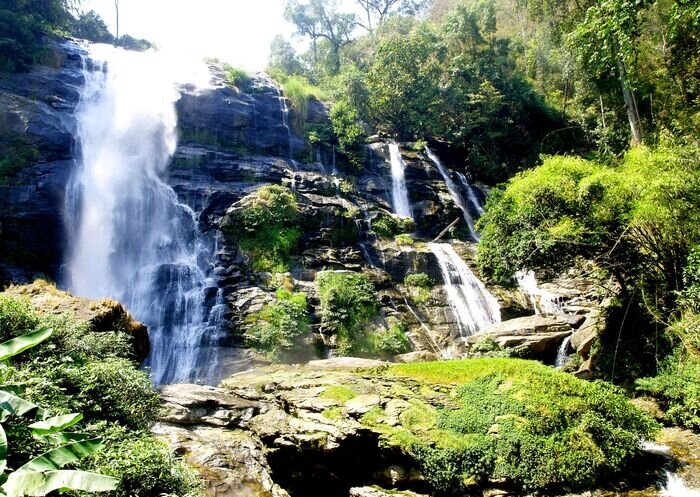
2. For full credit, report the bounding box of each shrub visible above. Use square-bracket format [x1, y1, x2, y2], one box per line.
[316, 271, 379, 354]
[373, 317, 410, 356]
[245, 289, 310, 359]
[388, 359, 658, 493]
[404, 273, 435, 289]
[372, 214, 415, 239]
[222, 63, 249, 88]
[395, 234, 414, 246]
[86, 425, 201, 497]
[329, 99, 367, 171]
[224, 185, 301, 273]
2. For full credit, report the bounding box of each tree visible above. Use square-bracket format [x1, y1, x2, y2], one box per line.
[72, 10, 114, 43]
[284, 0, 356, 75]
[355, 0, 429, 31]
[114, 0, 119, 40]
[268, 35, 304, 75]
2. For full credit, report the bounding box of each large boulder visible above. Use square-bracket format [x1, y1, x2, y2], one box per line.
[1, 281, 150, 362]
[468, 315, 572, 354]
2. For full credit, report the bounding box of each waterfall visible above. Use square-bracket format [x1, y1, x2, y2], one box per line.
[456, 171, 485, 216]
[554, 335, 572, 368]
[64, 44, 225, 385]
[516, 270, 563, 315]
[661, 472, 700, 497]
[273, 84, 292, 159]
[388, 143, 413, 219]
[425, 147, 478, 240]
[429, 243, 500, 336]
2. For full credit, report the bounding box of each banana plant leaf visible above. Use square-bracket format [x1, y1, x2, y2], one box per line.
[3, 470, 118, 497]
[28, 413, 83, 436]
[16, 439, 103, 473]
[0, 329, 53, 362]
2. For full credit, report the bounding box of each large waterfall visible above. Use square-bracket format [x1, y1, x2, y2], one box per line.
[64, 44, 225, 385]
[425, 147, 478, 239]
[388, 143, 413, 219]
[429, 243, 500, 336]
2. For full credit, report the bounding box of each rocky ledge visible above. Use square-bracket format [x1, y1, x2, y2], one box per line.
[153, 359, 675, 497]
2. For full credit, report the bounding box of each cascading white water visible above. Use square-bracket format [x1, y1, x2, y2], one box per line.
[429, 243, 500, 336]
[273, 84, 292, 158]
[456, 171, 485, 216]
[554, 335, 572, 368]
[515, 270, 563, 315]
[425, 147, 478, 239]
[661, 472, 700, 497]
[64, 44, 224, 385]
[388, 143, 413, 219]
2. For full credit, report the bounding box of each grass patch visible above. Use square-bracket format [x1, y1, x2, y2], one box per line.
[320, 385, 357, 403]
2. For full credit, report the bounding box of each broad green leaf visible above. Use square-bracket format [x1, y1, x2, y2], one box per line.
[17, 439, 103, 473]
[0, 391, 41, 419]
[2, 471, 44, 497]
[27, 470, 118, 496]
[28, 413, 83, 436]
[46, 432, 92, 445]
[0, 329, 53, 361]
[0, 424, 6, 474]
[0, 385, 26, 396]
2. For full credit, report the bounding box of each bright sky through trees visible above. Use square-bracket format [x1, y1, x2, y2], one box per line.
[80, 0, 362, 70]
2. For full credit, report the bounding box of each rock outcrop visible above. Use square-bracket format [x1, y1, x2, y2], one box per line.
[468, 315, 572, 355]
[0, 280, 150, 361]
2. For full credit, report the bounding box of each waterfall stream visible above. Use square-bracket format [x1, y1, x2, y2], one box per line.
[64, 44, 225, 385]
[429, 243, 500, 336]
[425, 147, 478, 240]
[388, 143, 413, 219]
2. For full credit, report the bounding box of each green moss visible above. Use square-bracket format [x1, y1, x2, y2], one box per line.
[223, 185, 301, 273]
[0, 138, 39, 185]
[395, 234, 414, 246]
[322, 406, 344, 420]
[320, 385, 357, 403]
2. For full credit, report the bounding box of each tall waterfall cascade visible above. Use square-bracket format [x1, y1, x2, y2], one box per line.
[64, 44, 225, 385]
[388, 143, 413, 219]
[425, 147, 478, 240]
[430, 243, 501, 336]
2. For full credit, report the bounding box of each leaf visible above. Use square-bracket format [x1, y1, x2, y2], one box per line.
[46, 432, 92, 445]
[17, 439, 103, 473]
[1, 471, 44, 497]
[27, 470, 118, 496]
[0, 424, 6, 474]
[28, 413, 83, 436]
[0, 329, 53, 361]
[0, 391, 41, 419]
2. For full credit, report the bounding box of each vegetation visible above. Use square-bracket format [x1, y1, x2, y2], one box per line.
[404, 272, 435, 304]
[245, 289, 311, 360]
[0, 292, 201, 497]
[222, 63, 249, 89]
[378, 359, 657, 493]
[316, 271, 383, 355]
[371, 214, 415, 239]
[223, 185, 302, 273]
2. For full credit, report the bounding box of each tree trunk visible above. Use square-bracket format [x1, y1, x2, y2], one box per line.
[617, 56, 643, 146]
[114, 0, 119, 41]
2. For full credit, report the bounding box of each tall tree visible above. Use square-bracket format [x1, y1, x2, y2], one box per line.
[114, 0, 119, 40]
[284, 0, 356, 75]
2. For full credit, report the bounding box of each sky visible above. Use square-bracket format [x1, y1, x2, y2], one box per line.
[81, 0, 297, 70]
[80, 0, 363, 71]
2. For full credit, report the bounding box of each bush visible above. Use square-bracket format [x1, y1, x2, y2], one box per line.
[245, 289, 310, 359]
[222, 63, 249, 88]
[389, 359, 658, 493]
[316, 271, 379, 354]
[86, 425, 201, 497]
[404, 273, 435, 289]
[395, 234, 414, 246]
[373, 317, 410, 356]
[224, 185, 301, 273]
[372, 214, 415, 239]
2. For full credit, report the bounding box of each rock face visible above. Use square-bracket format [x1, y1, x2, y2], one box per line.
[468, 315, 572, 355]
[0, 280, 150, 361]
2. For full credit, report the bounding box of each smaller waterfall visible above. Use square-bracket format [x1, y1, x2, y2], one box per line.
[457, 172, 485, 216]
[425, 147, 478, 239]
[516, 270, 563, 315]
[388, 143, 413, 219]
[430, 243, 500, 336]
[554, 335, 572, 368]
[661, 472, 700, 497]
[273, 84, 292, 158]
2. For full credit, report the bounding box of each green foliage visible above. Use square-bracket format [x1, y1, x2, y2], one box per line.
[222, 63, 250, 89]
[477, 144, 700, 305]
[246, 289, 310, 359]
[372, 317, 410, 356]
[316, 271, 380, 355]
[320, 385, 357, 403]
[372, 214, 414, 239]
[329, 99, 367, 171]
[71, 10, 114, 43]
[0, 294, 200, 496]
[224, 185, 302, 273]
[388, 358, 657, 493]
[404, 273, 435, 289]
[0, 139, 40, 185]
[394, 234, 414, 246]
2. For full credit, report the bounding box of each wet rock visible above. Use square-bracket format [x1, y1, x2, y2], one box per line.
[306, 357, 389, 371]
[349, 487, 428, 497]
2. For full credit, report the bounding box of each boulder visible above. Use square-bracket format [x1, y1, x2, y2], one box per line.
[571, 309, 604, 358]
[1, 280, 150, 362]
[468, 315, 573, 354]
[394, 351, 439, 363]
[349, 487, 428, 497]
[306, 357, 388, 371]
